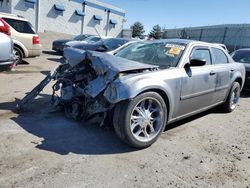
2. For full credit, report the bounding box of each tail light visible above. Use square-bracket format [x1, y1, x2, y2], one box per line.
[33, 35, 40, 44]
[0, 18, 11, 36]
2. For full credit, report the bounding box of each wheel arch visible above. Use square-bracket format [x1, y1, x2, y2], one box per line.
[12, 40, 28, 57]
[137, 88, 171, 122]
[234, 77, 243, 89]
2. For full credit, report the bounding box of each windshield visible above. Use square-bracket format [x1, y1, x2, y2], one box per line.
[85, 36, 101, 44]
[115, 42, 186, 68]
[73, 35, 88, 41]
[232, 50, 250, 64]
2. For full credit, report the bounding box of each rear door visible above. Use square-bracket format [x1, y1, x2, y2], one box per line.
[210, 47, 231, 103]
[178, 46, 216, 116]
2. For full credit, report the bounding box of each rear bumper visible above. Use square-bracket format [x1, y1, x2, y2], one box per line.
[52, 45, 64, 52]
[28, 44, 42, 57]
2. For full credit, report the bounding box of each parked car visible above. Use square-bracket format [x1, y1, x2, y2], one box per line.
[0, 13, 42, 64]
[65, 36, 111, 49]
[107, 40, 138, 55]
[19, 39, 245, 148]
[52, 34, 91, 53]
[67, 38, 131, 54]
[0, 33, 15, 71]
[231, 48, 250, 90]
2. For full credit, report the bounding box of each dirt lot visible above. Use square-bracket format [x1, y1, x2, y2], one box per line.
[0, 32, 250, 188]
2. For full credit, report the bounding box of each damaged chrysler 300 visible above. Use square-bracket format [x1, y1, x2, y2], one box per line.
[18, 39, 245, 148]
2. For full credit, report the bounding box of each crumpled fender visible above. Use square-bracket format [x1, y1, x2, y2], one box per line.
[103, 75, 175, 117]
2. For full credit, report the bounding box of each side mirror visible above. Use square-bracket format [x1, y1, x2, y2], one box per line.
[189, 58, 206, 67]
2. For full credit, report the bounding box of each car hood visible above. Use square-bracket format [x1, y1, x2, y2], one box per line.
[63, 48, 158, 97]
[73, 43, 101, 51]
[66, 41, 82, 47]
[64, 47, 158, 72]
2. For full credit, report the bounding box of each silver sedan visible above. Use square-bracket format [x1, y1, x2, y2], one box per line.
[19, 39, 246, 148]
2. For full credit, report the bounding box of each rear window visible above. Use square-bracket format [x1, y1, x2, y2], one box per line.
[211, 48, 228, 64]
[3, 17, 36, 34]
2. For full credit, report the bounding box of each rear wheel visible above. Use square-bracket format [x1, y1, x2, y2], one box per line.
[113, 92, 167, 148]
[221, 82, 241, 113]
[13, 46, 23, 64]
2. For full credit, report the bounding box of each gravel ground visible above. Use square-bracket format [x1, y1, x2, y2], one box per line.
[0, 32, 250, 188]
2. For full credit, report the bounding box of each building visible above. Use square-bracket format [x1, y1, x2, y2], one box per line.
[163, 24, 250, 52]
[0, 0, 126, 37]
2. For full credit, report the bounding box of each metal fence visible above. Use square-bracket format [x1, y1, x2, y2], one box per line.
[162, 24, 250, 52]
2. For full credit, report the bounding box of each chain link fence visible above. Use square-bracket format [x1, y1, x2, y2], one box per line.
[162, 24, 250, 52]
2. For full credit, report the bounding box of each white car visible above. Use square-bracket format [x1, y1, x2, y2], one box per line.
[0, 13, 42, 64]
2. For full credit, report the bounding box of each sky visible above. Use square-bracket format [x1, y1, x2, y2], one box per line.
[100, 0, 250, 34]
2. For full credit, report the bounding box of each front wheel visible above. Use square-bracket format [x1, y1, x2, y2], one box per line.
[221, 82, 241, 113]
[113, 92, 167, 148]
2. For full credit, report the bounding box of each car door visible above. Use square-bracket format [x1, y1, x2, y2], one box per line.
[178, 46, 216, 116]
[210, 47, 231, 103]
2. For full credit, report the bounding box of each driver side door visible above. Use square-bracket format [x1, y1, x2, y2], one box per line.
[178, 47, 216, 116]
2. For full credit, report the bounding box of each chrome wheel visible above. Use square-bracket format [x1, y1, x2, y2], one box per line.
[130, 97, 164, 142]
[230, 86, 240, 110]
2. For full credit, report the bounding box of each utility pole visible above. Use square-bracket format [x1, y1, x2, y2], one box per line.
[105, 9, 110, 36]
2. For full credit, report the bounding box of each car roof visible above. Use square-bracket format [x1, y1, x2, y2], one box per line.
[235, 48, 250, 52]
[140, 39, 226, 48]
[0, 12, 28, 22]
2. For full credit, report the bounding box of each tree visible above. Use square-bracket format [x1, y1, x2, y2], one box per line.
[149, 24, 162, 39]
[130, 22, 145, 38]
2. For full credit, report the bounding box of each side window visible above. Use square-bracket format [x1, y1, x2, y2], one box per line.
[190, 48, 212, 65]
[212, 48, 228, 64]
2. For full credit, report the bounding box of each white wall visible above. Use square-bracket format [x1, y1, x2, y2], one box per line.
[39, 0, 83, 35]
[0, 0, 126, 37]
[0, 0, 11, 13]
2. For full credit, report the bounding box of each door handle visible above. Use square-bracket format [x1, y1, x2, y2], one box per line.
[230, 68, 235, 72]
[209, 70, 216, 75]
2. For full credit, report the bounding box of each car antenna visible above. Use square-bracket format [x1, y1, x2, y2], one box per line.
[94, 27, 104, 43]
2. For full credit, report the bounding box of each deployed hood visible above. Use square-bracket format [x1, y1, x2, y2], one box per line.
[63, 48, 158, 97]
[64, 48, 158, 73]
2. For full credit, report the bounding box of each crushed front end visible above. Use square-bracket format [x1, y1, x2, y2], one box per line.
[17, 48, 158, 121]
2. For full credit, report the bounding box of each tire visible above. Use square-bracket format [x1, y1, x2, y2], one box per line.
[221, 82, 241, 113]
[13, 46, 23, 64]
[113, 92, 167, 149]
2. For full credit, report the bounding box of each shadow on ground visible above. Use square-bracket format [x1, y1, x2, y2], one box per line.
[47, 57, 64, 63]
[240, 90, 250, 98]
[43, 50, 61, 56]
[0, 94, 135, 155]
[1, 91, 249, 155]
